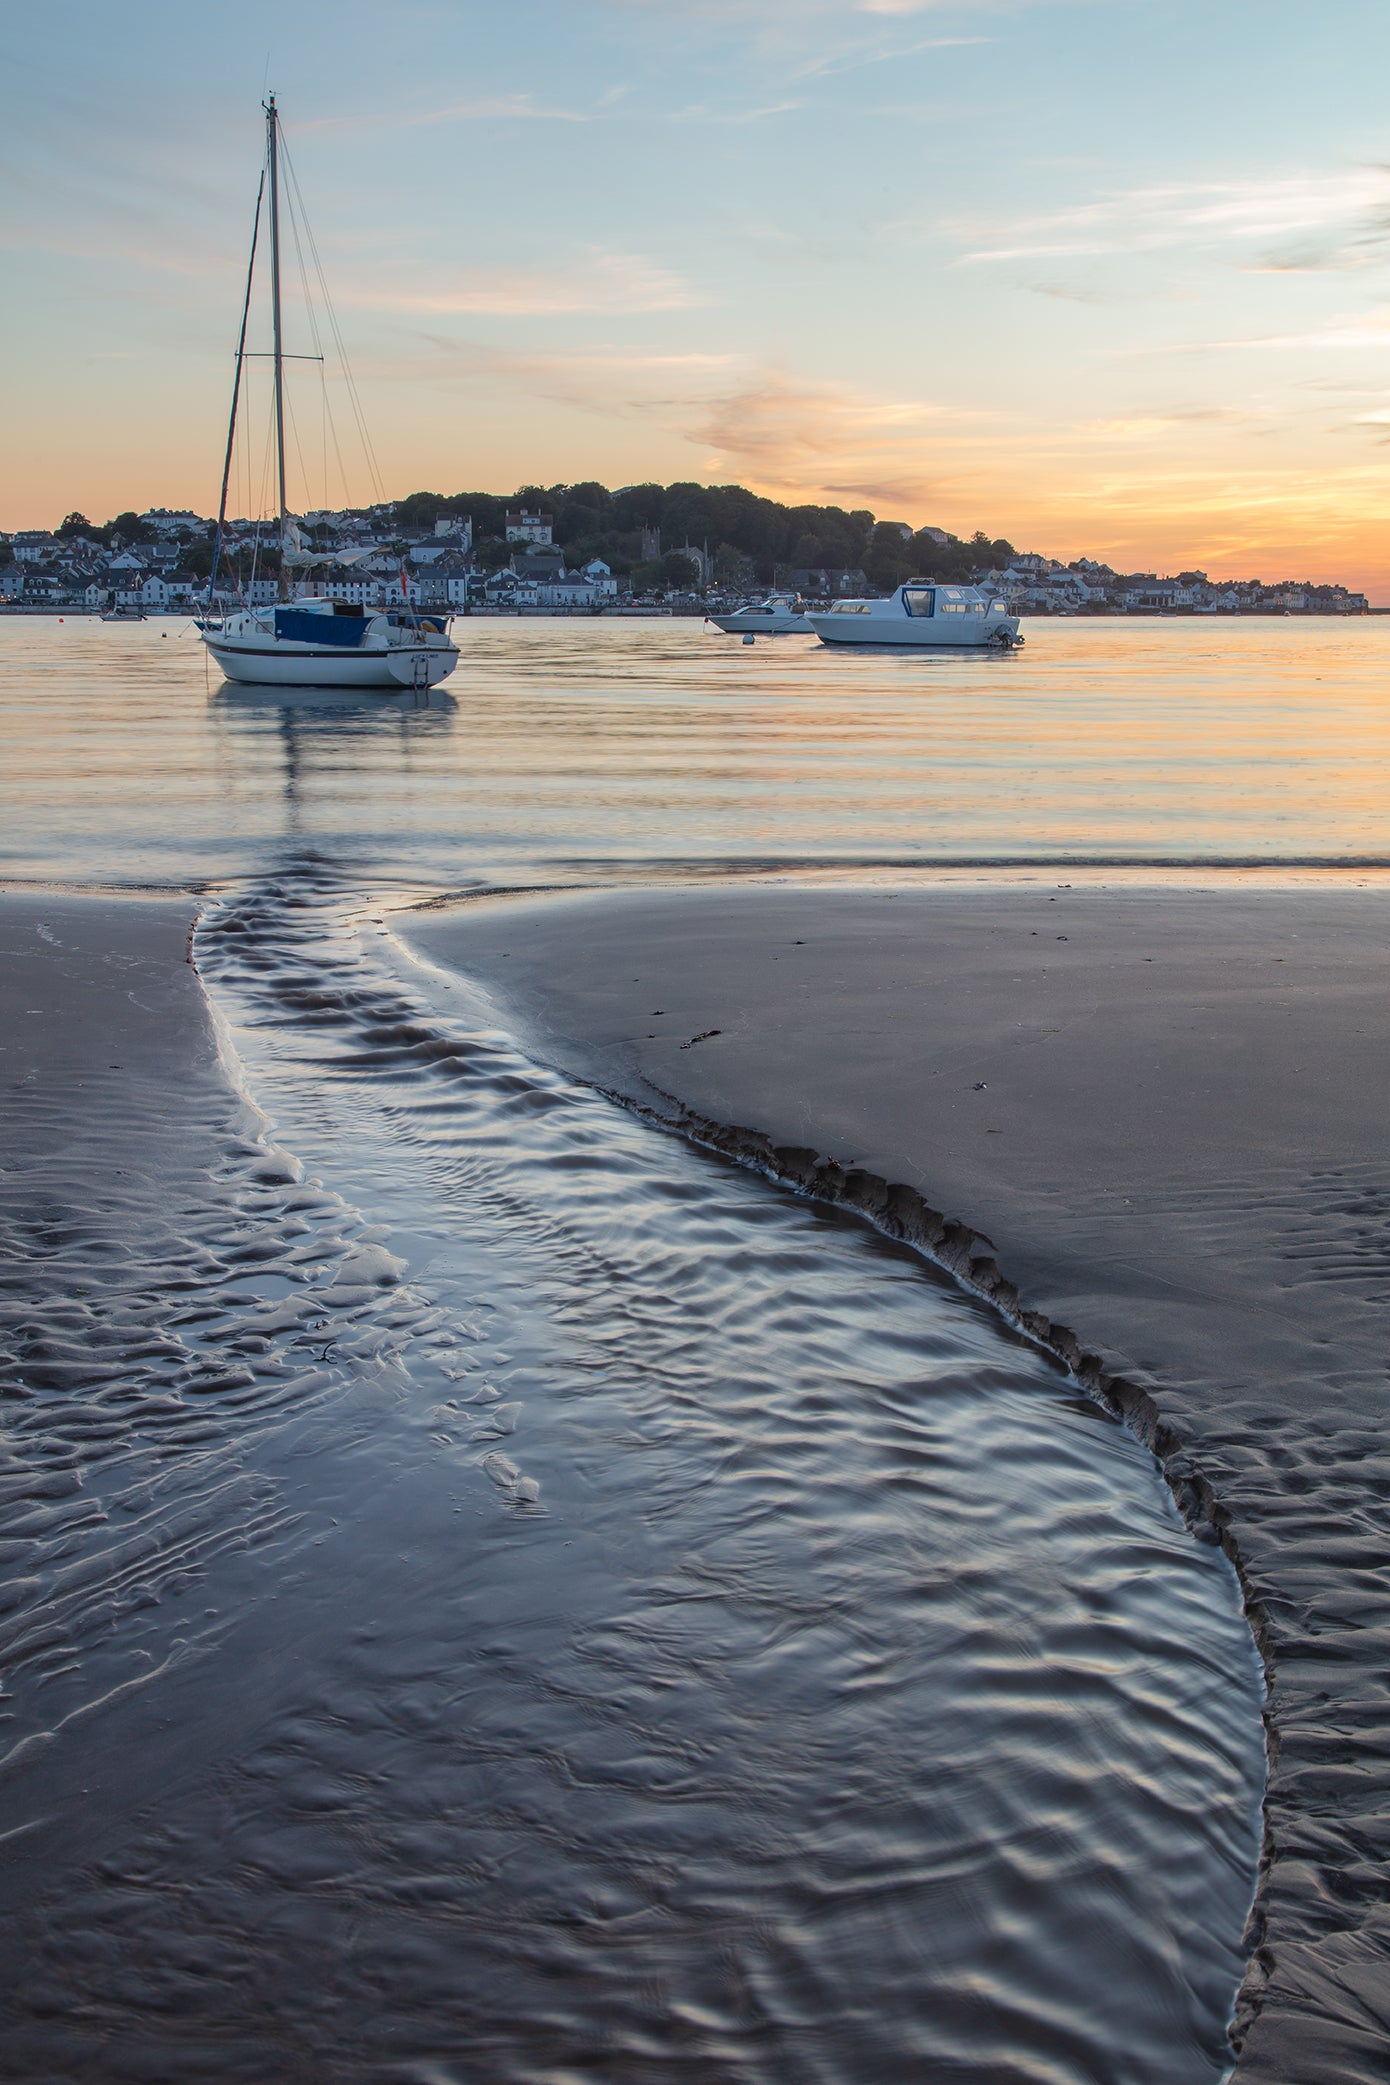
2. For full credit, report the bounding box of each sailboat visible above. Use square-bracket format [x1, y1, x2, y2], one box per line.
[198, 98, 460, 690]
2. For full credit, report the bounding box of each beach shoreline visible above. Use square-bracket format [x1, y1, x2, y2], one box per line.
[400, 876, 1390, 2084]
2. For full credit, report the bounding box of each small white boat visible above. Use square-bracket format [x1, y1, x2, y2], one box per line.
[707, 595, 813, 635]
[101, 602, 147, 622]
[807, 582, 1023, 650]
[200, 599, 459, 689]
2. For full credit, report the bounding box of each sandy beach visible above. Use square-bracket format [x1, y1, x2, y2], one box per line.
[4, 871, 1383, 2076]
[403, 877, 1390, 2083]
[2, 878, 1269, 2082]
[0, 892, 278, 1876]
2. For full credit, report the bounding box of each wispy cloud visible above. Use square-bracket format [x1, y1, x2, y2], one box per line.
[792, 32, 989, 79]
[1027, 278, 1125, 305]
[301, 94, 597, 134]
[1079, 406, 1260, 441]
[953, 169, 1390, 270]
[381, 337, 992, 513]
[685, 370, 1013, 510]
[694, 372, 941, 464]
[347, 251, 697, 318]
[381, 338, 742, 416]
[1121, 310, 1390, 358]
[667, 99, 803, 122]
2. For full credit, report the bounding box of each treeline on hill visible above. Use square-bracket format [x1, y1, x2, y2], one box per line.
[52, 487, 1018, 593]
[391, 484, 1015, 591]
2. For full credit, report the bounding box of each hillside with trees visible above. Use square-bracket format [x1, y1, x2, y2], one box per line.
[389, 482, 1015, 592]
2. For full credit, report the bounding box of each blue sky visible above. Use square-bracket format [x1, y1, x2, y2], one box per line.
[7, 0, 1390, 587]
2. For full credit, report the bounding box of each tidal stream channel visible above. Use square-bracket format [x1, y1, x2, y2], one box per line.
[1, 861, 1263, 2082]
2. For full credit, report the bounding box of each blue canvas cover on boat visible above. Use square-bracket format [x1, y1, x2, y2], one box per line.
[274, 608, 367, 647]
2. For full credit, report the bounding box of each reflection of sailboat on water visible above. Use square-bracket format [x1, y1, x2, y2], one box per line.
[198, 97, 459, 692]
[210, 675, 458, 842]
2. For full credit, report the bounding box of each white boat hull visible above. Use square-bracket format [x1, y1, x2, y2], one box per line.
[708, 610, 812, 635]
[808, 619, 1020, 649]
[203, 639, 458, 687]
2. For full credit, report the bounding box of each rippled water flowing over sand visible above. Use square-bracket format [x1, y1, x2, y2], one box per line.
[2, 865, 1262, 2080]
[0, 619, 1290, 2078]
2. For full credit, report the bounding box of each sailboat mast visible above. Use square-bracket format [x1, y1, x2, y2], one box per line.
[266, 93, 289, 599]
[210, 169, 264, 609]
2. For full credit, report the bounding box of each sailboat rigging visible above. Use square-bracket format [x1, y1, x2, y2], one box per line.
[198, 96, 459, 690]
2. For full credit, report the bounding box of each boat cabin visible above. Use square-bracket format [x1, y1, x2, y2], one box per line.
[826, 582, 1003, 623]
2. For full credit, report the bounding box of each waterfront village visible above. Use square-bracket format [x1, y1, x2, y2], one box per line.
[0, 484, 1371, 618]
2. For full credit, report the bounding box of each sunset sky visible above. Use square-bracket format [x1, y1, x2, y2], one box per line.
[7, 0, 1390, 592]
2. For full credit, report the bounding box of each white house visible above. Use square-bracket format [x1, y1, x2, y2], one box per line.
[305, 575, 383, 607]
[1126, 580, 1193, 610]
[534, 576, 599, 609]
[506, 509, 553, 546]
[1040, 570, 1095, 605]
[139, 509, 201, 535]
[582, 559, 618, 598]
[410, 527, 473, 564]
[482, 569, 523, 609]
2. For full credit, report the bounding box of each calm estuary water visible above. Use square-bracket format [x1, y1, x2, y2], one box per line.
[1, 612, 1349, 2079]
[2, 613, 1388, 886]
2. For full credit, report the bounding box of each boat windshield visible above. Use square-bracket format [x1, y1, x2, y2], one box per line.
[903, 588, 936, 617]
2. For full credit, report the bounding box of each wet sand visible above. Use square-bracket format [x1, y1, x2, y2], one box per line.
[0, 893, 287, 1865]
[2, 882, 1266, 2083]
[403, 879, 1390, 2084]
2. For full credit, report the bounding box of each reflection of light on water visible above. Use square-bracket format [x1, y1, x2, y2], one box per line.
[2, 617, 1388, 887]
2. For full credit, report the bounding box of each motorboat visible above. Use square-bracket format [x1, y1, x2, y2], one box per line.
[200, 599, 459, 688]
[196, 97, 459, 692]
[707, 594, 813, 635]
[806, 581, 1023, 650]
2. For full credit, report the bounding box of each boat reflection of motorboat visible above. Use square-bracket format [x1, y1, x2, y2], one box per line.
[707, 594, 813, 635]
[807, 581, 1024, 650]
